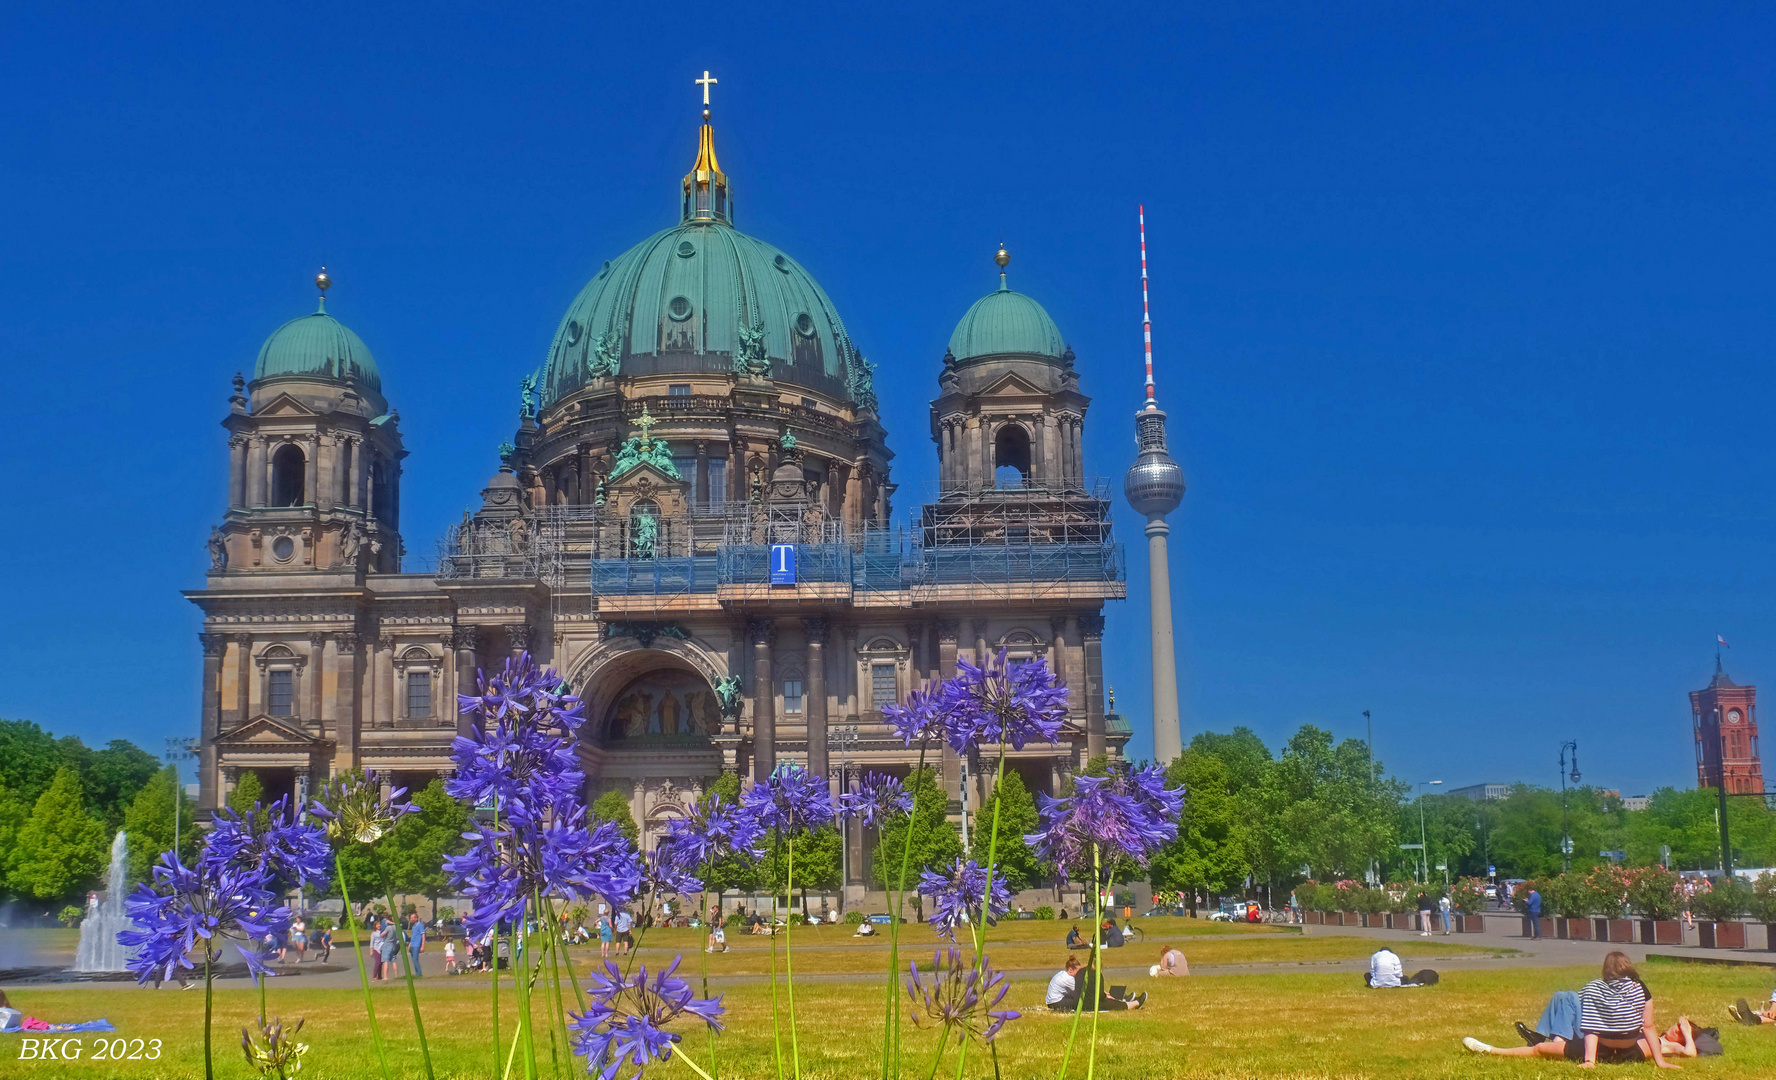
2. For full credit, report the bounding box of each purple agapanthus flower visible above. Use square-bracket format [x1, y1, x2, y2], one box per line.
[445, 809, 643, 940]
[568, 956, 724, 1080]
[940, 648, 1068, 753]
[905, 946, 1020, 1044]
[880, 682, 946, 747]
[840, 772, 913, 827]
[917, 858, 1012, 940]
[740, 761, 837, 835]
[659, 794, 766, 874]
[1027, 763, 1183, 876]
[118, 850, 291, 986]
[446, 653, 587, 827]
[204, 796, 332, 890]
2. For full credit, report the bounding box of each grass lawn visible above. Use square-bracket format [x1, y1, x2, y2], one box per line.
[6, 929, 1774, 1078]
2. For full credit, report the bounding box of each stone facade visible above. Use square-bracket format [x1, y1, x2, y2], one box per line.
[187, 109, 1129, 898]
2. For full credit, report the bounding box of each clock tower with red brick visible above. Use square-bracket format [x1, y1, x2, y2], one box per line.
[1691, 659, 1764, 795]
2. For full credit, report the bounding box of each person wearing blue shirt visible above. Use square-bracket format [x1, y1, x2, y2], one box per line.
[1525, 888, 1543, 939]
[407, 913, 426, 976]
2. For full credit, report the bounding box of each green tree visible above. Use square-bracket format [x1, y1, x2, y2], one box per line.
[1249, 726, 1402, 886]
[0, 719, 76, 805]
[379, 779, 471, 918]
[872, 767, 963, 902]
[968, 768, 1043, 890]
[122, 765, 198, 887]
[1150, 748, 1248, 906]
[0, 782, 29, 899]
[766, 825, 842, 916]
[1188, 727, 1273, 796]
[10, 766, 109, 900]
[227, 770, 266, 816]
[84, 740, 162, 830]
[591, 789, 640, 842]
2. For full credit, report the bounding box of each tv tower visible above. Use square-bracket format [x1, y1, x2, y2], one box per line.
[1122, 206, 1186, 765]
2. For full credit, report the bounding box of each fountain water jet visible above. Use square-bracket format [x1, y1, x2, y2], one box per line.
[73, 830, 134, 972]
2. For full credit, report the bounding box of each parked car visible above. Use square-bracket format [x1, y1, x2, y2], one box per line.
[1144, 906, 1186, 917]
[867, 913, 904, 924]
[1208, 901, 1256, 922]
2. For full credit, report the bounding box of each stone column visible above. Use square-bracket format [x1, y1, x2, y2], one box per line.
[578, 443, 596, 504]
[374, 634, 395, 729]
[454, 627, 481, 737]
[973, 619, 989, 666]
[696, 441, 710, 509]
[199, 633, 225, 809]
[316, 435, 336, 511]
[246, 437, 268, 506]
[228, 436, 247, 509]
[842, 624, 859, 720]
[803, 617, 829, 786]
[1081, 613, 1106, 760]
[234, 633, 253, 724]
[343, 439, 360, 509]
[904, 623, 924, 686]
[1048, 615, 1074, 733]
[1033, 414, 1049, 486]
[303, 437, 319, 506]
[749, 618, 776, 782]
[936, 619, 960, 791]
[1072, 418, 1085, 483]
[334, 631, 361, 770]
[307, 632, 326, 730]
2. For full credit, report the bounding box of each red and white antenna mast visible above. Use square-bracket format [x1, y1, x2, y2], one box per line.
[1140, 205, 1157, 409]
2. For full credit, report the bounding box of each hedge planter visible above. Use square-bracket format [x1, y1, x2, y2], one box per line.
[1341, 912, 1363, 927]
[1557, 917, 1593, 941]
[1698, 921, 1746, 949]
[1304, 911, 1325, 925]
[1456, 914, 1486, 933]
[1638, 919, 1683, 945]
[1361, 913, 1385, 929]
[1763, 924, 1776, 952]
[1598, 918, 1634, 943]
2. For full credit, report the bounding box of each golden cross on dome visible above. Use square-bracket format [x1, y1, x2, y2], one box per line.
[636, 405, 658, 446]
[695, 70, 718, 106]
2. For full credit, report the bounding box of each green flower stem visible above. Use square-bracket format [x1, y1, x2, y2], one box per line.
[770, 833, 785, 1080]
[491, 803, 502, 1080]
[203, 947, 214, 1080]
[921, 1028, 951, 1080]
[672, 1046, 720, 1080]
[955, 747, 1010, 1080]
[336, 853, 392, 1080]
[1086, 846, 1104, 1080]
[1053, 855, 1096, 1080]
[884, 739, 930, 1080]
[536, 890, 570, 1080]
[700, 888, 721, 1080]
[515, 916, 538, 1080]
[258, 958, 267, 1027]
[786, 836, 801, 1080]
[371, 848, 436, 1080]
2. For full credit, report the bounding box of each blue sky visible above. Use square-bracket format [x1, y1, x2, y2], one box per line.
[3, 4, 1773, 796]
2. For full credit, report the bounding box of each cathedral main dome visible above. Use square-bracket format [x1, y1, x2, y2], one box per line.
[539, 110, 858, 408]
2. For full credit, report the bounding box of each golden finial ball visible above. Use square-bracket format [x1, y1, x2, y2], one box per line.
[994, 246, 1010, 269]
[315, 270, 332, 293]
[703, 108, 711, 121]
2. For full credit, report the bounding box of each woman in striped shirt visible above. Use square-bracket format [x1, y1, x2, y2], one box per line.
[1573, 952, 1677, 1068]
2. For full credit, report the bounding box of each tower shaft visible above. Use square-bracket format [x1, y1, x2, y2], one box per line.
[1146, 514, 1182, 763]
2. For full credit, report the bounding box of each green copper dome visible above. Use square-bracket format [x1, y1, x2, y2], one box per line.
[253, 301, 380, 391]
[947, 279, 1065, 363]
[540, 218, 858, 405]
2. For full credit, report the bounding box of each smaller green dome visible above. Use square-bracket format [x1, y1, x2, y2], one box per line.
[947, 279, 1065, 363]
[254, 301, 380, 390]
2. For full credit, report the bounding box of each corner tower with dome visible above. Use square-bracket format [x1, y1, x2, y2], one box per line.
[186, 91, 1127, 908]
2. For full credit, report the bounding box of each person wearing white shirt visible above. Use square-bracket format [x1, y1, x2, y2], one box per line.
[1438, 894, 1453, 935]
[1367, 947, 1403, 988]
[1046, 957, 1082, 1011]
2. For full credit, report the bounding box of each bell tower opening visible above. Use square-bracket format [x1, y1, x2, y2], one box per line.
[993, 424, 1032, 488]
[270, 444, 306, 506]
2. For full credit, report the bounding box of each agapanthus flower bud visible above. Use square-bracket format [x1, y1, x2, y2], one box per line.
[917, 857, 1011, 941]
[308, 771, 417, 845]
[905, 946, 1020, 1044]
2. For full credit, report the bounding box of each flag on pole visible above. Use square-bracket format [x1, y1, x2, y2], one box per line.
[1718, 635, 1731, 649]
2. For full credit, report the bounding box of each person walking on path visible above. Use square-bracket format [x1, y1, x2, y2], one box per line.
[1416, 891, 1435, 936]
[407, 912, 426, 977]
[1526, 887, 1543, 940]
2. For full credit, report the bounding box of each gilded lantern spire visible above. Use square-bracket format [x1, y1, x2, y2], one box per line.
[682, 71, 731, 223]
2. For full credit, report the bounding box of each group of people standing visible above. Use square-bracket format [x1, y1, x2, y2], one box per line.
[364, 910, 427, 979]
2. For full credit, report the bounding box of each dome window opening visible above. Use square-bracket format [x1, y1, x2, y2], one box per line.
[993, 424, 1033, 489]
[565, 320, 583, 346]
[676, 240, 697, 258]
[773, 254, 791, 273]
[662, 296, 697, 352]
[271, 535, 296, 562]
[270, 444, 307, 507]
[790, 312, 822, 370]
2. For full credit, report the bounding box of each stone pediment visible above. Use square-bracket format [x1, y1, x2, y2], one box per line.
[979, 371, 1049, 398]
[250, 393, 321, 419]
[609, 461, 686, 493]
[217, 715, 328, 747]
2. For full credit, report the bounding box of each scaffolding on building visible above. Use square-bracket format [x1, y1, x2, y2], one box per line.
[436, 479, 1124, 617]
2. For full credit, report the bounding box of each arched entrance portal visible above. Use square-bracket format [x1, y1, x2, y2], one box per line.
[568, 641, 727, 851]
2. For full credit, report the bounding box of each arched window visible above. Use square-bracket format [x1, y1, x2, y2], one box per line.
[993, 424, 1032, 488]
[371, 459, 390, 520]
[270, 444, 306, 506]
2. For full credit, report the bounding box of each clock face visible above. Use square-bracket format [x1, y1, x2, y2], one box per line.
[1727, 709, 1744, 725]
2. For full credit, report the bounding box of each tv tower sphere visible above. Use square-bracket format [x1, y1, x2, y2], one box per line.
[1124, 407, 1185, 516]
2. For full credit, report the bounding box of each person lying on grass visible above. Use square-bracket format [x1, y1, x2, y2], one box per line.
[1466, 1013, 1712, 1062]
[1726, 988, 1776, 1025]
[1462, 952, 1682, 1068]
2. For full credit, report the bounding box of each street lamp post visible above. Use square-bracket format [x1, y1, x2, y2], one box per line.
[834, 722, 860, 911]
[1558, 741, 1580, 872]
[164, 737, 199, 857]
[1417, 780, 1443, 882]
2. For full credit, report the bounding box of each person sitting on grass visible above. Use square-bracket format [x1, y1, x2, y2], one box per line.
[1073, 954, 1146, 1011]
[852, 920, 875, 937]
[1365, 946, 1439, 988]
[1046, 957, 1082, 1012]
[1463, 952, 1683, 1067]
[1152, 944, 1188, 977]
[1065, 924, 1088, 949]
